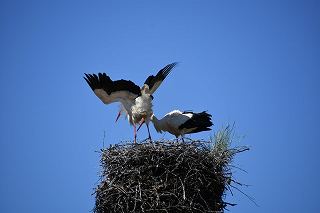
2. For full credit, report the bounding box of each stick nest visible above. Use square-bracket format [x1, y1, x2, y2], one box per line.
[94, 126, 248, 213]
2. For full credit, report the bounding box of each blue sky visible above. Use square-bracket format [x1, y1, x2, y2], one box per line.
[1, 0, 319, 212]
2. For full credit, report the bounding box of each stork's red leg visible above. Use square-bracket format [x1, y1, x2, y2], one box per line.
[146, 123, 152, 141]
[134, 125, 137, 144]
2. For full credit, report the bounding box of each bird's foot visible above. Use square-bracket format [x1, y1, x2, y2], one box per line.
[141, 137, 152, 143]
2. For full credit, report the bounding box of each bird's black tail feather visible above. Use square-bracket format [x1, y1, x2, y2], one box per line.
[179, 111, 213, 133]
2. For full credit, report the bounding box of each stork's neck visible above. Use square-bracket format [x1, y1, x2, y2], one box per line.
[150, 114, 164, 133]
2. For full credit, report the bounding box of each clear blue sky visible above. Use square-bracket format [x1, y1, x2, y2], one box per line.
[1, 0, 319, 212]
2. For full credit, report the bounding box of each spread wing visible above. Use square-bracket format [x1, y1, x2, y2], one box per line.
[84, 73, 141, 104]
[144, 62, 178, 94]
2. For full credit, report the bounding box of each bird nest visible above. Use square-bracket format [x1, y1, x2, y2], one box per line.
[94, 126, 248, 213]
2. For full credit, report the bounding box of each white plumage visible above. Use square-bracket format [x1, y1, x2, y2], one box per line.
[140, 110, 213, 140]
[131, 89, 153, 124]
[84, 62, 177, 142]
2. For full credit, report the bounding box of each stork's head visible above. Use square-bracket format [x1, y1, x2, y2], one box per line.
[140, 111, 148, 120]
[139, 110, 153, 124]
[137, 111, 148, 131]
[141, 84, 150, 94]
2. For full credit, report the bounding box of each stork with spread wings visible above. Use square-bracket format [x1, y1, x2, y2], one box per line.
[84, 62, 178, 143]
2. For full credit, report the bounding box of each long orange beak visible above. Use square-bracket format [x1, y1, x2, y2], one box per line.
[115, 111, 121, 123]
[137, 117, 145, 131]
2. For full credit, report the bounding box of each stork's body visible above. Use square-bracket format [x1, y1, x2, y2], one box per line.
[149, 110, 213, 140]
[84, 62, 177, 142]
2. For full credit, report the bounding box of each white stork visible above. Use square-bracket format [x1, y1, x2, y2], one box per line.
[138, 110, 213, 141]
[84, 62, 178, 143]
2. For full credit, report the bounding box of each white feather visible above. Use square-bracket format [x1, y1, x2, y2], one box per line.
[151, 110, 194, 137]
[131, 94, 153, 124]
[94, 89, 138, 104]
[151, 109, 213, 138]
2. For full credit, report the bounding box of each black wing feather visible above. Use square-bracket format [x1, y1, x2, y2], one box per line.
[178, 111, 213, 133]
[84, 73, 141, 96]
[144, 62, 178, 93]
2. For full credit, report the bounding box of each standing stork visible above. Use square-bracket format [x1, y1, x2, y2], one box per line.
[84, 62, 178, 143]
[138, 110, 213, 141]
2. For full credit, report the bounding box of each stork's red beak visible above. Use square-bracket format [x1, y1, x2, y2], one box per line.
[115, 111, 121, 122]
[137, 117, 145, 131]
